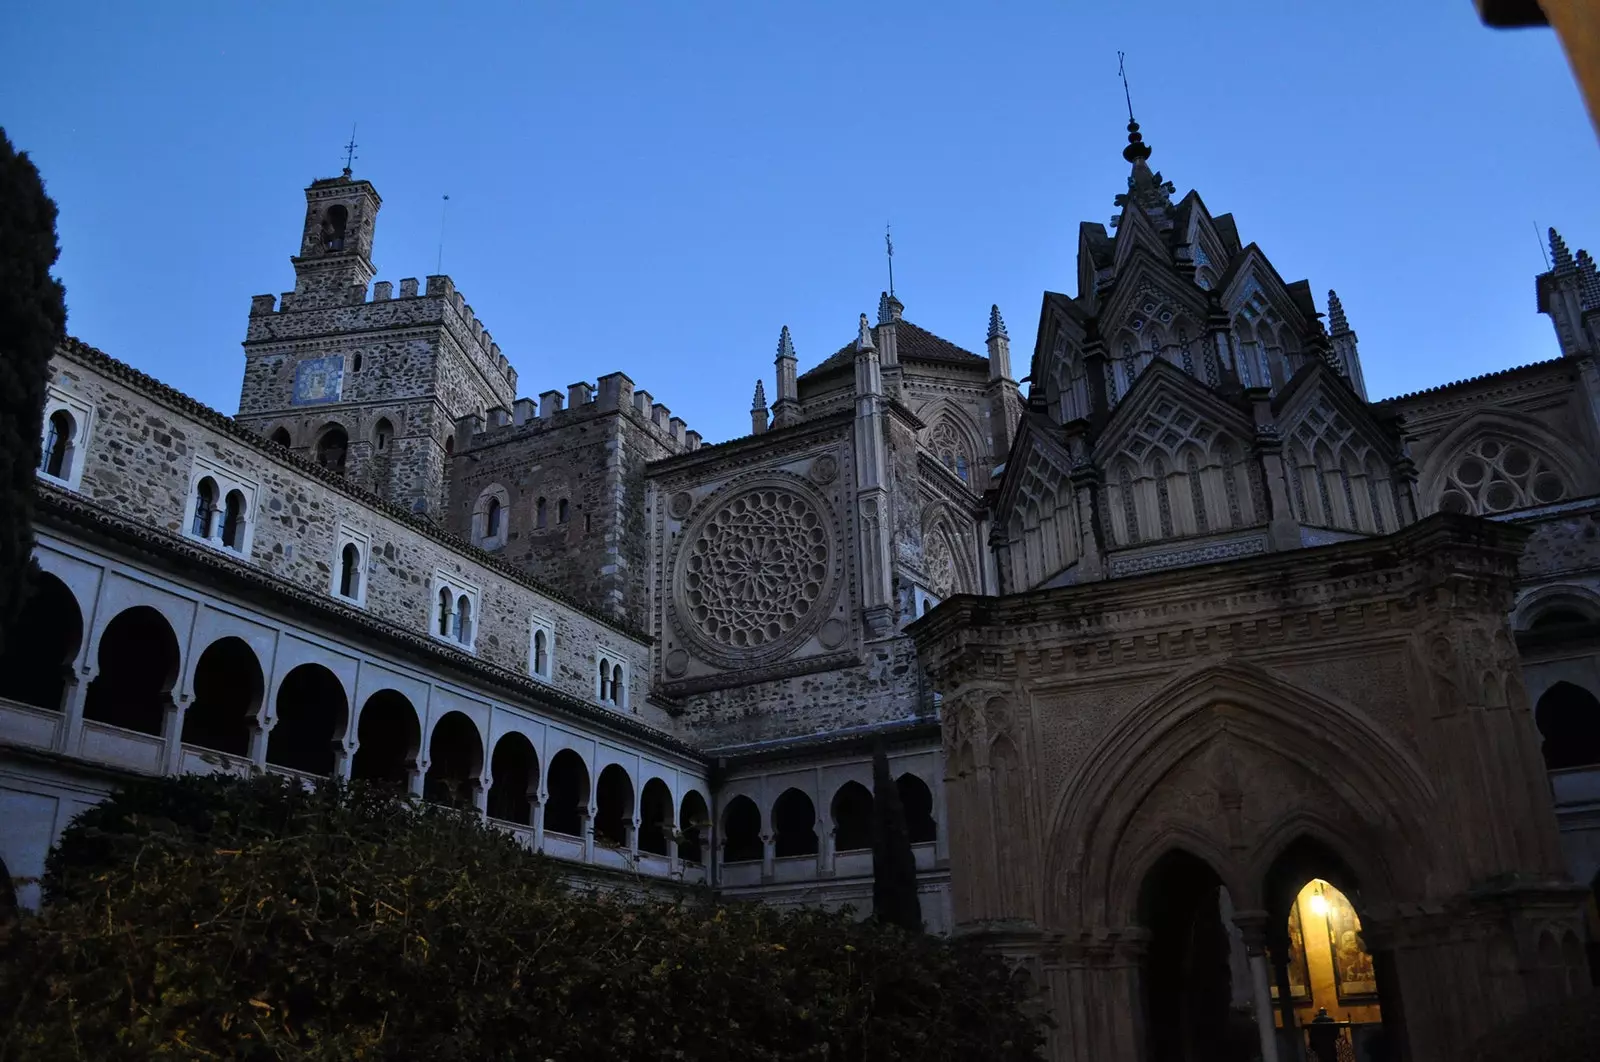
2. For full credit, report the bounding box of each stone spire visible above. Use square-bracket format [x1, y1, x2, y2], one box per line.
[750, 379, 768, 435]
[1112, 118, 1176, 229]
[771, 325, 800, 429]
[1578, 250, 1600, 310]
[986, 304, 1011, 382]
[1552, 228, 1576, 273]
[1327, 290, 1351, 335]
[1326, 290, 1368, 401]
[851, 309, 892, 634]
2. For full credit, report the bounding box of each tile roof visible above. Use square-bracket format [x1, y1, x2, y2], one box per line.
[798, 319, 987, 381]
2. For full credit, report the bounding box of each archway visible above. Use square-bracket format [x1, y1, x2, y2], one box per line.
[722, 795, 762, 863]
[486, 732, 538, 825]
[831, 781, 873, 852]
[266, 663, 348, 776]
[678, 790, 710, 864]
[0, 572, 82, 711]
[1534, 682, 1600, 769]
[423, 711, 483, 808]
[772, 788, 817, 858]
[638, 778, 674, 856]
[897, 773, 937, 844]
[83, 606, 180, 735]
[350, 690, 422, 793]
[544, 750, 590, 837]
[1261, 836, 1393, 1062]
[1137, 849, 1248, 1062]
[181, 637, 263, 756]
[316, 426, 349, 475]
[594, 764, 635, 847]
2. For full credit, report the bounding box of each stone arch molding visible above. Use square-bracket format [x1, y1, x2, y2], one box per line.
[1042, 659, 1438, 928]
[1417, 409, 1589, 513]
[669, 470, 846, 671]
[920, 500, 979, 599]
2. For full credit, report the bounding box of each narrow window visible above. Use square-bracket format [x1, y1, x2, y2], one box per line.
[192, 477, 218, 538]
[456, 594, 472, 644]
[609, 664, 623, 705]
[558, 498, 569, 524]
[41, 410, 73, 478]
[584, 514, 592, 533]
[339, 543, 360, 598]
[323, 205, 348, 251]
[536, 497, 547, 528]
[352, 353, 363, 373]
[955, 455, 970, 483]
[222, 490, 247, 550]
[486, 496, 503, 539]
[270, 427, 292, 448]
[373, 418, 393, 452]
[438, 588, 452, 637]
[598, 659, 611, 700]
[534, 629, 549, 676]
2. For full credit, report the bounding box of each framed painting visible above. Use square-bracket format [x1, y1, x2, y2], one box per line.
[1269, 902, 1313, 1003]
[1325, 889, 1379, 1003]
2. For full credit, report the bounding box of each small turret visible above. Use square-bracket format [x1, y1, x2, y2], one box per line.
[876, 291, 901, 368]
[1326, 290, 1368, 400]
[751, 379, 769, 435]
[1540, 227, 1596, 356]
[771, 325, 800, 429]
[986, 304, 1011, 382]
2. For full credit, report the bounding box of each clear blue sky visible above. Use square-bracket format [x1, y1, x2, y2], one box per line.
[2, 2, 1593, 445]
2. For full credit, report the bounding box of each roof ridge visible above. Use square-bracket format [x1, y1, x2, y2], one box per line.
[1380, 356, 1567, 402]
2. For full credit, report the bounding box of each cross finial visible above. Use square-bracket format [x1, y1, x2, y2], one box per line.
[342, 123, 360, 177]
[1118, 51, 1134, 122]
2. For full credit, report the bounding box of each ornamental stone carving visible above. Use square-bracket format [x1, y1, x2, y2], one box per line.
[671, 475, 843, 669]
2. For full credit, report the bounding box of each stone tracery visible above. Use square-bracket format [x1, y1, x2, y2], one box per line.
[673, 479, 840, 666]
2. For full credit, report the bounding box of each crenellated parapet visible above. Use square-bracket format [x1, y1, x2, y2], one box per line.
[452, 372, 701, 456]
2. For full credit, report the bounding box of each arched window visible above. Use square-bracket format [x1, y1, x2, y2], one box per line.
[1535, 682, 1600, 770]
[831, 781, 874, 852]
[373, 418, 393, 452]
[338, 543, 361, 599]
[678, 790, 710, 865]
[269, 427, 292, 448]
[533, 628, 549, 677]
[955, 455, 970, 483]
[772, 788, 818, 858]
[192, 477, 217, 538]
[351, 353, 363, 373]
[323, 205, 348, 251]
[221, 490, 247, 551]
[597, 658, 612, 701]
[594, 765, 635, 847]
[437, 588, 452, 637]
[545, 749, 591, 836]
[485, 497, 503, 539]
[316, 426, 349, 475]
[558, 498, 569, 524]
[455, 594, 472, 644]
[536, 497, 548, 528]
[40, 409, 74, 479]
[1439, 436, 1568, 515]
[722, 795, 763, 862]
[897, 773, 937, 844]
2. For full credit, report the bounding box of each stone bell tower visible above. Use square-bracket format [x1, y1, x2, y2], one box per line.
[237, 169, 516, 519]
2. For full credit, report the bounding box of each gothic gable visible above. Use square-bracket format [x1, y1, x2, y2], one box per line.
[993, 413, 1081, 591]
[1273, 364, 1406, 535]
[1216, 245, 1315, 389]
[1030, 292, 1090, 425]
[1091, 362, 1263, 548]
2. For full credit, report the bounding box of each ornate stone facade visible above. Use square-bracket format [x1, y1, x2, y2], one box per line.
[5, 146, 1600, 1062]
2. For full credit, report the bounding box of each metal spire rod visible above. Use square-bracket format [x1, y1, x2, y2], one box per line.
[437, 194, 450, 275]
[1118, 51, 1135, 121]
[886, 223, 895, 298]
[1536, 220, 1552, 271]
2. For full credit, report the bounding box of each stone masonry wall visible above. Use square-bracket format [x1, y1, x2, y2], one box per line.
[49, 345, 659, 726]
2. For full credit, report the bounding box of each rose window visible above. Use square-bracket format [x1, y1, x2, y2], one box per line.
[1438, 437, 1566, 516]
[676, 483, 837, 663]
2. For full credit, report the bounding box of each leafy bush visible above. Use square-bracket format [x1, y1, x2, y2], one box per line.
[3, 773, 1046, 1061]
[1466, 990, 1600, 1062]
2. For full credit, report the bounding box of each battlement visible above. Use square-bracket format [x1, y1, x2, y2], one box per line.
[247, 273, 517, 392]
[453, 371, 703, 455]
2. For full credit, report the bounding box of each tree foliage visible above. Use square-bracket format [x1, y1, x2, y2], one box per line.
[871, 741, 922, 933]
[0, 127, 67, 657]
[3, 773, 1047, 1061]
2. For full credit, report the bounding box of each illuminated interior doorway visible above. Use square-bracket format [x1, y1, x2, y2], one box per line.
[1273, 879, 1385, 1060]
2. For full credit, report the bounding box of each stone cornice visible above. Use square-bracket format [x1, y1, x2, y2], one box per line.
[54, 337, 648, 645]
[33, 483, 705, 764]
[707, 717, 941, 771]
[908, 514, 1528, 682]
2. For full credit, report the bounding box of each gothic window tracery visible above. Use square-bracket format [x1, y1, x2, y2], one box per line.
[1103, 399, 1259, 548]
[1437, 436, 1568, 515]
[927, 416, 977, 486]
[1282, 397, 1398, 533]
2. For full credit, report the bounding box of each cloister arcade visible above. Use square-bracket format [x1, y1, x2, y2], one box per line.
[0, 536, 710, 890]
